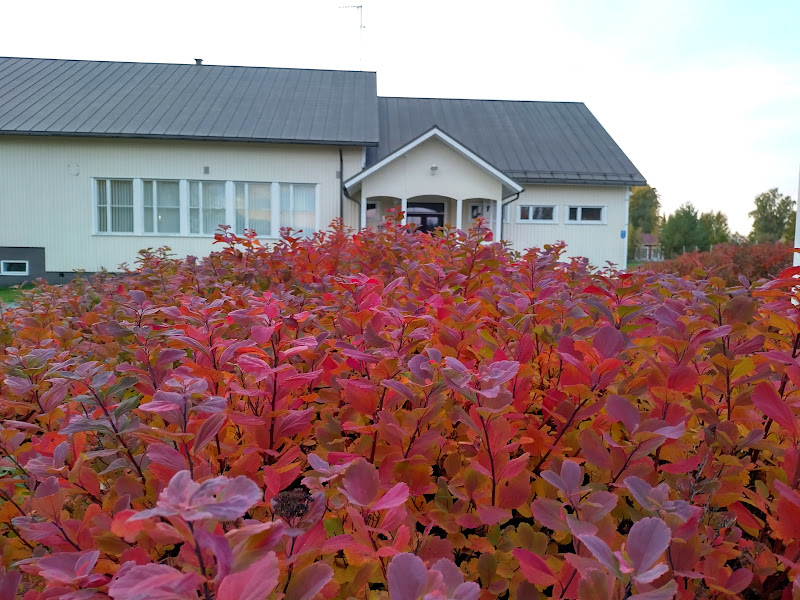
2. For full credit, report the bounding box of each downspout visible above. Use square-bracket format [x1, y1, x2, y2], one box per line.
[339, 148, 344, 222]
[623, 186, 631, 269]
[499, 191, 521, 242]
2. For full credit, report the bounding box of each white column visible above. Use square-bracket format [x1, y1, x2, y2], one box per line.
[401, 198, 408, 226]
[623, 187, 631, 269]
[360, 196, 367, 229]
[456, 198, 463, 230]
[494, 199, 502, 241]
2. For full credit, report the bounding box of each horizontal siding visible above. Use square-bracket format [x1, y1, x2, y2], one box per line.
[503, 185, 628, 267]
[0, 136, 362, 272]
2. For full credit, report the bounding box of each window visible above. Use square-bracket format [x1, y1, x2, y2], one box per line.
[518, 205, 557, 223]
[280, 183, 316, 235]
[0, 260, 29, 276]
[235, 182, 271, 236]
[189, 181, 227, 235]
[567, 206, 605, 223]
[144, 180, 180, 233]
[96, 179, 134, 232]
[93, 178, 317, 237]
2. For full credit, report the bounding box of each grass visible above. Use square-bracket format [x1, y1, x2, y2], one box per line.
[0, 286, 29, 304]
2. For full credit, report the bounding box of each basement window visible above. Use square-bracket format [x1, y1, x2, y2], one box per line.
[0, 260, 29, 276]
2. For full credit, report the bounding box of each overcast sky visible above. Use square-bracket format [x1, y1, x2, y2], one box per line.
[5, 0, 799, 234]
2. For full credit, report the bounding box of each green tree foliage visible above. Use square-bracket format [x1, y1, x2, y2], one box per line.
[660, 202, 709, 258]
[748, 188, 795, 243]
[698, 211, 731, 246]
[628, 186, 661, 233]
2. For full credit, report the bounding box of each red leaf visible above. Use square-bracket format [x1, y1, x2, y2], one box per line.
[752, 382, 798, 437]
[217, 552, 279, 600]
[284, 562, 334, 600]
[513, 548, 557, 587]
[593, 326, 625, 359]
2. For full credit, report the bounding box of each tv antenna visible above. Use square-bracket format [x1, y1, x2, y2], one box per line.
[340, 4, 365, 70]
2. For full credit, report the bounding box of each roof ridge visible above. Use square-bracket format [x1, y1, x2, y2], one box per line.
[0, 56, 377, 76]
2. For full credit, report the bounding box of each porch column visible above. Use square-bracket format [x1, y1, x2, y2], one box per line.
[456, 198, 463, 230]
[401, 197, 407, 225]
[360, 195, 367, 229]
[494, 199, 503, 241]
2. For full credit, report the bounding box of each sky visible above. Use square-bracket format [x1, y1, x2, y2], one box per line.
[4, 0, 800, 235]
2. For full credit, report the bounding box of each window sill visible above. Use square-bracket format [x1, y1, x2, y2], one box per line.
[516, 220, 558, 225]
[565, 221, 607, 226]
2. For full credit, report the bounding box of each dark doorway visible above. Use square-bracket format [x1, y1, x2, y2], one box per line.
[407, 202, 445, 233]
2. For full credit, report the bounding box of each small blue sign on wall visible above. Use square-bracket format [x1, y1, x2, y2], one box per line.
[620, 230, 626, 239]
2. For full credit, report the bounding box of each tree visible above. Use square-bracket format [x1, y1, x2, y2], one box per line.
[660, 203, 709, 258]
[628, 186, 661, 234]
[698, 211, 731, 246]
[748, 188, 795, 243]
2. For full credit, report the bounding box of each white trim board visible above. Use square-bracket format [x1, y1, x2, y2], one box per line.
[343, 127, 524, 194]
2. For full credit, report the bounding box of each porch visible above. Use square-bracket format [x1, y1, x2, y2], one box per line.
[362, 194, 502, 236]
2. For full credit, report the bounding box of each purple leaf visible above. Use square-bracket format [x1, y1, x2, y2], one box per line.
[130, 470, 262, 522]
[340, 458, 379, 507]
[577, 534, 621, 577]
[593, 326, 625, 359]
[626, 517, 671, 578]
[628, 580, 678, 600]
[193, 413, 226, 452]
[606, 395, 640, 433]
[0, 571, 21, 600]
[387, 553, 427, 600]
[37, 551, 99, 585]
[109, 563, 204, 600]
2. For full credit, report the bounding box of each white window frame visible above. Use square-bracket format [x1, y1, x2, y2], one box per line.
[143, 179, 181, 235]
[279, 182, 319, 236]
[0, 260, 29, 276]
[94, 178, 136, 235]
[566, 205, 607, 224]
[93, 178, 319, 238]
[365, 199, 382, 228]
[517, 204, 558, 224]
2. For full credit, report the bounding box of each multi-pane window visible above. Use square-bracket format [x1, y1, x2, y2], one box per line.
[96, 179, 134, 232]
[567, 206, 605, 223]
[366, 202, 382, 228]
[143, 180, 180, 233]
[189, 181, 227, 235]
[234, 182, 271, 236]
[280, 183, 316, 235]
[94, 178, 317, 237]
[518, 205, 556, 223]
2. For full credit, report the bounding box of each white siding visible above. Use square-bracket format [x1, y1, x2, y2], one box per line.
[0, 136, 362, 272]
[503, 185, 629, 268]
[361, 137, 503, 202]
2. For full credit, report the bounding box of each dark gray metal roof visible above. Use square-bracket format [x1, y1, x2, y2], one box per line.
[0, 57, 379, 145]
[369, 97, 646, 186]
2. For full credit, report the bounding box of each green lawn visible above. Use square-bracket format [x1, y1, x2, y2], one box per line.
[0, 287, 23, 304]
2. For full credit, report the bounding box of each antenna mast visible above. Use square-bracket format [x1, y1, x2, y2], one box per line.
[340, 4, 365, 70]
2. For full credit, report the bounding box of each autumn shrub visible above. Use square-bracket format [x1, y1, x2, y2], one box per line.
[2, 213, 800, 599]
[645, 241, 792, 285]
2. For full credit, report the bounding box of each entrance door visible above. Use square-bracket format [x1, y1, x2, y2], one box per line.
[467, 201, 495, 230]
[407, 202, 445, 233]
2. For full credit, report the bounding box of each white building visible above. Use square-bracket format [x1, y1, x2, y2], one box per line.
[0, 57, 646, 283]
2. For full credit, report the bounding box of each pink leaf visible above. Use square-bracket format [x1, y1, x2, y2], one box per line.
[37, 550, 99, 585]
[578, 491, 618, 522]
[752, 382, 798, 437]
[284, 562, 334, 600]
[340, 458, 379, 507]
[372, 483, 409, 511]
[606, 395, 640, 433]
[499, 452, 530, 481]
[628, 580, 678, 600]
[217, 552, 279, 600]
[387, 553, 427, 600]
[194, 413, 226, 452]
[579, 429, 611, 470]
[531, 498, 569, 533]
[577, 534, 621, 577]
[626, 517, 671, 576]
[108, 563, 204, 600]
[513, 548, 557, 586]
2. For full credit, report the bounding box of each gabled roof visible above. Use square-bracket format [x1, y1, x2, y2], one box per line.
[369, 97, 646, 186]
[344, 126, 523, 194]
[0, 57, 379, 145]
